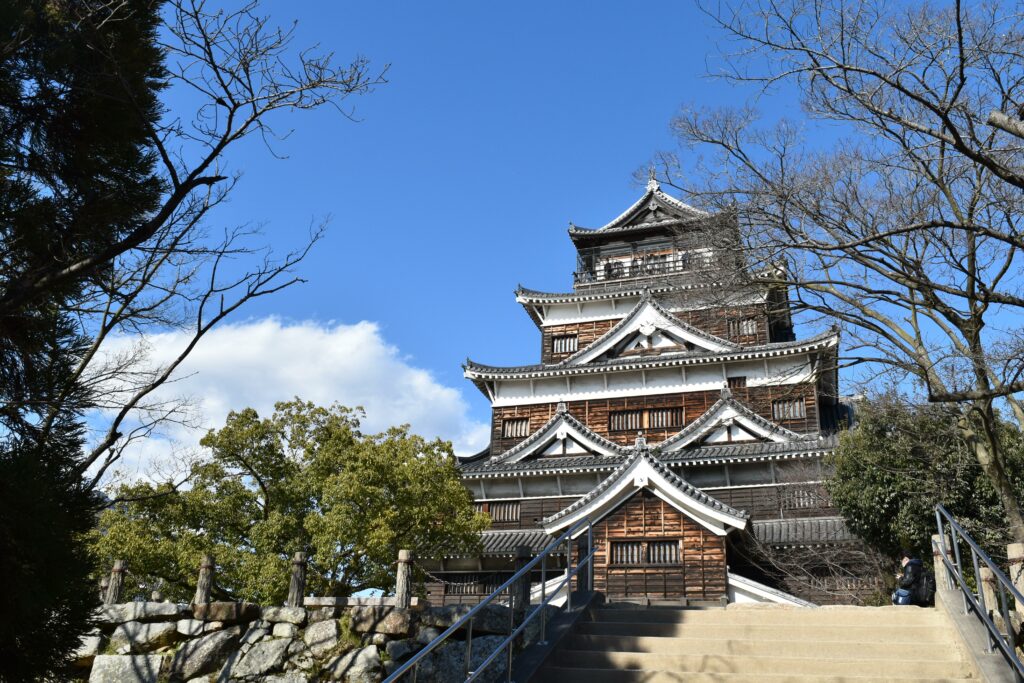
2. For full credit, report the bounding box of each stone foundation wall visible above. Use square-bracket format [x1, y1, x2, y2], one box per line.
[73, 599, 542, 682]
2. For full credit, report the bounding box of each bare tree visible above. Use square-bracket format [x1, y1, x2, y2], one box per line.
[13, 0, 387, 488]
[658, 0, 1024, 541]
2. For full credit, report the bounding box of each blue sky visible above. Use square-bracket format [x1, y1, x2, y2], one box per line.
[122, 1, 809, 468]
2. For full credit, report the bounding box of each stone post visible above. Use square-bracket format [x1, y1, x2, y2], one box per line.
[1008, 543, 1024, 601]
[932, 533, 952, 589]
[395, 549, 413, 609]
[514, 545, 532, 614]
[192, 554, 215, 606]
[287, 552, 308, 608]
[104, 560, 126, 605]
[980, 566, 999, 615]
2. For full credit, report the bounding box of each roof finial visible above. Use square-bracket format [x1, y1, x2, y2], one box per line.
[556, 402, 567, 414]
[721, 385, 733, 400]
[646, 166, 659, 191]
[635, 431, 647, 449]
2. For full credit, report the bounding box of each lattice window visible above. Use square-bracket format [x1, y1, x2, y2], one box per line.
[728, 318, 758, 337]
[609, 410, 642, 432]
[610, 541, 643, 565]
[781, 487, 818, 509]
[727, 376, 747, 389]
[646, 540, 680, 565]
[490, 501, 520, 522]
[610, 408, 683, 432]
[772, 398, 806, 420]
[648, 407, 684, 429]
[502, 418, 530, 439]
[552, 334, 578, 354]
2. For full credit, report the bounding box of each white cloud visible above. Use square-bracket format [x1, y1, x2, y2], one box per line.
[91, 318, 489, 481]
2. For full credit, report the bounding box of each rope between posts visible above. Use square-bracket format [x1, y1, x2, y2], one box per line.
[413, 561, 504, 588]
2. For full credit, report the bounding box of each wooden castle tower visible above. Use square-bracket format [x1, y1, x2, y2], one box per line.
[425, 175, 867, 606]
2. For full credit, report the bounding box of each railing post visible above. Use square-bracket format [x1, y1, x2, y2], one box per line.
[104, 560, 126, 605]
[395, 549, 413, 609]
[193, 554, 214, 606]
[514, 545, 531, 614]
[287, 552, 307, 608]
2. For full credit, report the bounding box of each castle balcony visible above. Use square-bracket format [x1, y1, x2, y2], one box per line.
[573, 247, 713, 289]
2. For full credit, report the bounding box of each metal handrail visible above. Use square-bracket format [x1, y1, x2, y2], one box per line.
[384, 518, 596, 683]
[935, 504, 1024, 680]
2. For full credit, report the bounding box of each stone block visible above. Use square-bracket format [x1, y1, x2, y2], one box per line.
[203, 621, 225, 633]
[303, 619, 341, 658]
[72, 633, 103, 667]
[348, 606, 413, 636]
[307, 607, 339, 624]
[169, 625, 241, 681]
[385, 638, 416, 663]
[89, 654, 168, 682]
[192, 600, 260, 623]
[262, 606, 307, 625]
[98, 602, 186, 625]
[419, 604, 511, 635]
[273, 622, 299, 639]
[323, 645, 382, 682]
[176, 619, 205, 637]
[220, 637, 291, 678]
[109, 620, 179, 653]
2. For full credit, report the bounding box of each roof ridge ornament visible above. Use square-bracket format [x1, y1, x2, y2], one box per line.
[635, 432, 647, 449]
[646, 166, 659, 191]
[556, 401, 567, 414]
[721, 385, 733, 399]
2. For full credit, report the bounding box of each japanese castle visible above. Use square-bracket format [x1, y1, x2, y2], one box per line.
[428, 175, 868, 606]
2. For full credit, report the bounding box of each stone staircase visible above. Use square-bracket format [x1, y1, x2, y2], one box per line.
[533, 604, 978, 682]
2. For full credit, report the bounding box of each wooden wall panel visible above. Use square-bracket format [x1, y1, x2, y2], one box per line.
[478, 496, 580, 530]
[542, 320, 619, 363]
[589, 488, 727, 600]
[490, 384, 821, 453]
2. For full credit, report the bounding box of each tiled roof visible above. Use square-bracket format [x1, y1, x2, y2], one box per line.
[488, 405, 629, 465]
[752, 516, 856, 545]
[542, 440, 749, 527]
[658, 391, 808, 452]
[568, 178, 709, 239]
[556, 292, 738, 366]
[460, 435, 837, 478]
[463, 328, 839, 380]
[480, 529, 559, 556]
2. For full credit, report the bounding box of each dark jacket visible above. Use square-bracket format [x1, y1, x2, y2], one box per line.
[898, 558, 925, 601]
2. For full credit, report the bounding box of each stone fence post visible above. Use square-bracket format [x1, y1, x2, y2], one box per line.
[395, 549, 413, 609]
[192, 554, 215, 606]
[287, 552, 308, 608]
[104, 560, 126, 605]
[932, 533, 952, 589]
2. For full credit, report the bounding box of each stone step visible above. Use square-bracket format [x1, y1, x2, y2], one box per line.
[561, 633, 964, 661]
[533, 668, 975, 683]
[575, 620, 952, 642]
[589, 606, 945, 626]
[551, 649, 974, 678]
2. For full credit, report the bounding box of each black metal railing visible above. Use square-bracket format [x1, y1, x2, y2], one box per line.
[935, 504, 1024, 680]
[383, 518, 596, 683]
[573, 251, 712, 287]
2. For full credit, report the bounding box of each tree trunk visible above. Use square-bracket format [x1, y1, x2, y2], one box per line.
[959, 414, 1024, 544]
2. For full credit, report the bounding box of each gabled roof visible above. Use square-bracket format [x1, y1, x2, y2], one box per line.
[463, 328, 839, 383]
[568, 176, 709, 243]
[658, 389, 809, 453]
[542, 437, 749, 537]
[460, 434, 838, 478]
[560, 292, 738, 366]
[489, 403, 629, 465]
